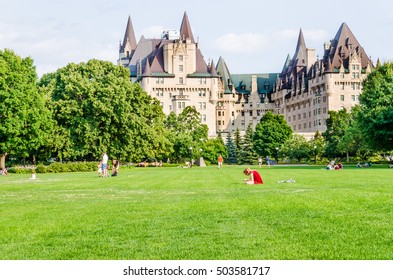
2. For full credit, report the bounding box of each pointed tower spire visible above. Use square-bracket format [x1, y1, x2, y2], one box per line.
[324, 57, 333, 73]
[281, 54, 291, 76]
[142, 60, 151, 76]
[121, 16, 137, 53]
[293, 29, 307, 67]
[179, 12, 195, 43]
[209, 59, 219, 77]
[329, 22, 373, 70]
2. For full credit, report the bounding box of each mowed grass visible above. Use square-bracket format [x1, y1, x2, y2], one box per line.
[0, 165, 392, 260]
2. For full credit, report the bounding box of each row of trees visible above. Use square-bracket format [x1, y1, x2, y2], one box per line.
[1, 49, 392, 167]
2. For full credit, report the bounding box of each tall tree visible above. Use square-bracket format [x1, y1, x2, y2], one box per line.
[253, 111, 292, 157]
[281, 133, 311, 162]
[323, 109, 351, 158]
[164, 106, 208, 162]
[0, 49, 52, 167]
[357, 62, 393, 151]
[39, 59, 170, 162]
[225, 132, 237, 164]
[238, 124, 258, 165]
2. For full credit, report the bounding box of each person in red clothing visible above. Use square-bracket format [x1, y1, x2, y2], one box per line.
[243, 167, 263, 185]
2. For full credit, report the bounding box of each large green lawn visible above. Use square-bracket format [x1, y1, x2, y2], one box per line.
[0, 165, 392, 260]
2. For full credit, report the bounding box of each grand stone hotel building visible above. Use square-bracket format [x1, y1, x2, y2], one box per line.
[118, 12, 374, 137]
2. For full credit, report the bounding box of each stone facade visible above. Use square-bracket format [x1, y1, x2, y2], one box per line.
[118, 14, 373, 137]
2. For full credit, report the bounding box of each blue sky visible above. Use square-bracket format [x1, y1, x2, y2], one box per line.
[1, 0, 392, 77]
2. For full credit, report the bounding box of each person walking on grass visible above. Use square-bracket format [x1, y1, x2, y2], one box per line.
[243, 167, 263, 185]
[217, 155, 223, 170]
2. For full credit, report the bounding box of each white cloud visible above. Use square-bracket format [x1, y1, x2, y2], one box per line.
[213, 32, 269, 54]
[140, 25, 165, 39]
[212, 28, 330, 56]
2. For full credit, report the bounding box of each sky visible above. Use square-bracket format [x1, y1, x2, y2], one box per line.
[1, 0, 392, 77]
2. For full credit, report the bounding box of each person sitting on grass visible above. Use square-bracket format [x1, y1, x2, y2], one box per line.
[243, 167, 263, 185]
[111, 159, 119, 176]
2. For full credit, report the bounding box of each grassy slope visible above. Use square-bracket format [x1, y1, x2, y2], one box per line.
[0, 166, 392, 260]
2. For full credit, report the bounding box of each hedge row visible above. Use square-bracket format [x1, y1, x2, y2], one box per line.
[8, 162, 97, 174]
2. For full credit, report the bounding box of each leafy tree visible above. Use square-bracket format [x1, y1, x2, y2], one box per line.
[282, 134, 311, 162]
[39, 59, 170, 162]
[0, 49, 52, 168]
[225, 132, 237, 164]
[337, 106, 371, 161]
[164, 106, 208, 162]
[253, 111, 292, 157]
[310, 130, 326, 163]
[238, 124, 258, 165]
[202, 135, 228, 165]
[357, 62, 393, 151]
[323, 109, 351, 159]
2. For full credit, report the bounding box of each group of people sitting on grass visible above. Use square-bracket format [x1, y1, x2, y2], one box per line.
[0, 168, 8, 175]
[326, 161, 343, 170]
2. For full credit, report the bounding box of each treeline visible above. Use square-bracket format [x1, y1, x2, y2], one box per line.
[1, 49, 392, 167]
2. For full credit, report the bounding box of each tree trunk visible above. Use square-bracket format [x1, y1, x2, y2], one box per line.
[0, 153, 8, 169]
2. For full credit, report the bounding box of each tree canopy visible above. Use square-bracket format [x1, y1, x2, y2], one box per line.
[39, 59, 170, 162]
[0, 49, 52, 167]
[357, 62, 393, 151]
[253, 111, 292, 157]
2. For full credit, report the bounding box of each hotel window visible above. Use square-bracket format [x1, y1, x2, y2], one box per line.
[202, 114, 206, 122]
[218, 111, 221, 116]
[199, 78, 206, 84]
[198, 90, 206, 97]
[179, 55, 183, 62]
[179, 65, 183, 72]
[202, 102, 206, 109]
[221, 111, 224, 116]
[340, 95, 345, 101]
[156, 77, 164, 84]
[231, 120, 235, 126]
[169, 105, 172, 110]
[249, 110, 253, 116]
[232, 111, 234, 117]
[179, 77, 183, 84]
[218, 120, 221, 126]
[351, 95, 355, 101]
[156, 89, 163, 97]
[182, 102, 185, 108]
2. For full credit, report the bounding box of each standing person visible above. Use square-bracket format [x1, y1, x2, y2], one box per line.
[243, 167, 263, 185]
[258, 157, 263, 168]
[102, 152, 108, 177]
[97, 162, 102, 177]
[266, 156, 270, 168]
[217, 155, 223, 169]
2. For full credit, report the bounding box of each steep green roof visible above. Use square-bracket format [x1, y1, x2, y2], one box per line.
[231, 73, 279, 95]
